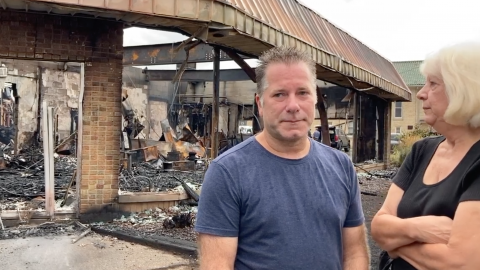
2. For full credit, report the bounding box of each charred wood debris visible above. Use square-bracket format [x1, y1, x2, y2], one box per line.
[0, 119, 207, 208]
[0, 100, 213, 234]
[0, 132, 78, 212]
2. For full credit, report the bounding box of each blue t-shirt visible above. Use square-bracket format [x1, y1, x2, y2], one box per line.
[195, 136, 364, 270]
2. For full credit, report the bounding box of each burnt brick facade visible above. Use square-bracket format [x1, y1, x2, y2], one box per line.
[0, 10, 123, 214]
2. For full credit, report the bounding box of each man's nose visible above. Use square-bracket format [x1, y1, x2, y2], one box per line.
[285, 95, 300, 113]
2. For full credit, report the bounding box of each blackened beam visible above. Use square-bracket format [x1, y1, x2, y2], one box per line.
[123, 42, 251, 66]
[145, 69, 252, 82]
[222, 48, 256, 83]
[211, 46, 221, 159]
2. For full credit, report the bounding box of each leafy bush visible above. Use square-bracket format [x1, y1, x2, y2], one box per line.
[391, 126, 436, 166]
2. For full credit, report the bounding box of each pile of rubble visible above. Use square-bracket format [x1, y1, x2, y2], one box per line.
[357, 166, 398, 196]
[92, 205, 197, 242]
[0, 144, 77, 211]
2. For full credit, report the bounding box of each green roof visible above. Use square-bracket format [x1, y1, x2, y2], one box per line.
[393, 61, 426, 86]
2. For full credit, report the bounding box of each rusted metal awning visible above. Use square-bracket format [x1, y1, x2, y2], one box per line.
[2, 0, 410, 101]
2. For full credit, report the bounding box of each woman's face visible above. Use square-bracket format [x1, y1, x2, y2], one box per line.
[416, 75, 449, 127]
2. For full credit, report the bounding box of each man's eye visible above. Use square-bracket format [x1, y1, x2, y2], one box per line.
[299, 91, 309, 95]
[273, 93, 284, 97]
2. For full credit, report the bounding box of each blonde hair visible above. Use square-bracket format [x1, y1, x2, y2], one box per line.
[420, 41, 480, 127]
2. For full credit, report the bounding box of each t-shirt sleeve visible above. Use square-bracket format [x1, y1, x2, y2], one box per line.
[460, 159, 480, 202]
[392, 139, 425, 190]
[194, 160, 240, 237]
[344, 158, 365, 227]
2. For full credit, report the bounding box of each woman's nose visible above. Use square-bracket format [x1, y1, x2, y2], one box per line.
[417, 85, 427, 100]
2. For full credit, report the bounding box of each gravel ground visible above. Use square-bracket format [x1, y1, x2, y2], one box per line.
[359, 169, 394, 269]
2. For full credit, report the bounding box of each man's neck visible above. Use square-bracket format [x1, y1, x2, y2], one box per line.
[255, 132, 311, 159]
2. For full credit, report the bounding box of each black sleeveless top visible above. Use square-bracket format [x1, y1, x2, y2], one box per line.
[392, 136, 480, 270]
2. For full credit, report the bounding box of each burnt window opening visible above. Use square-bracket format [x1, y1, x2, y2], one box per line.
[0, 82, 17, 145]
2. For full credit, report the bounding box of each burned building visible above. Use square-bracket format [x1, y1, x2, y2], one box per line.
[0, 0, 410, 222]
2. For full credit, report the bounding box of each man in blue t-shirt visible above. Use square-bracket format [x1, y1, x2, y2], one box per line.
[195, 46, 369, 270]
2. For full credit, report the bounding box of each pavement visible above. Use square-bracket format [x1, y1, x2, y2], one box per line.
[0, 233, 198, 270]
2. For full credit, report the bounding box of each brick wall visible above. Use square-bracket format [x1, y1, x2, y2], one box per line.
[0, 10, 124, 214]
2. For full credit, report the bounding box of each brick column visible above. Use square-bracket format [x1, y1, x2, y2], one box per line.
[76, 19, 124, 214]
[79, 61, 123, 213]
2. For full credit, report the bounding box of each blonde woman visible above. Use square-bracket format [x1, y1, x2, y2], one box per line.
[372, 41, 480, 270]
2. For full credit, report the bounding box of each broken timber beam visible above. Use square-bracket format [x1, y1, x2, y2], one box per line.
[171, 40, 203, 83]
[172, 176, 199, 202]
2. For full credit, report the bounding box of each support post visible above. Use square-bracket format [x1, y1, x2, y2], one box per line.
[42, 102, 55, 217]
[47, 107, 55, 216]
[42, 102, 49, 213]
[352, 92, 359, 163]
[358, 95, 377, 162]
[211, 47, 220, 159]
[383, 101, 392, 168]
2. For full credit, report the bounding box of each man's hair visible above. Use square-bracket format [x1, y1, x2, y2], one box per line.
[255, 46, 317, 101]
[420, 41, 480, 127]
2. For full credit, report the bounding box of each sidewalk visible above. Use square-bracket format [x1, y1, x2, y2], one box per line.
[0, 233, 197, 270]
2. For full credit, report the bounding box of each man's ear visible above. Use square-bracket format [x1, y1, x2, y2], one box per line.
[255, 93, 263, 117]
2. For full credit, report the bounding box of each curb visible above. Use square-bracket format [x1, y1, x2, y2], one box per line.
[91, 226, 198, 257]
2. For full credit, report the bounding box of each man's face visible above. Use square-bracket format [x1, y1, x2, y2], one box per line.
[256, 62, 316, 143]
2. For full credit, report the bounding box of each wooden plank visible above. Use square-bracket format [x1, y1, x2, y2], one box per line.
[117, 201, 180, 213]
[1, 209, 76, 220]
[118, 191, 193, 203]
